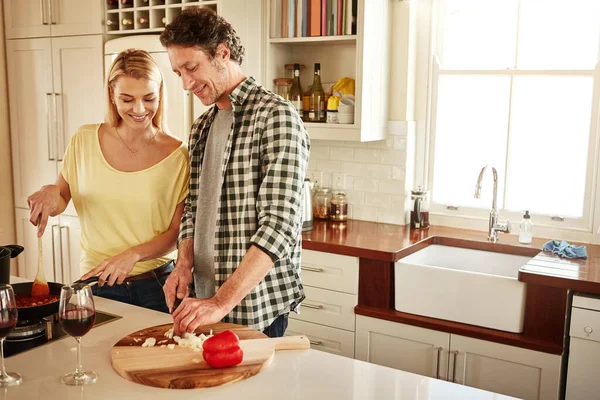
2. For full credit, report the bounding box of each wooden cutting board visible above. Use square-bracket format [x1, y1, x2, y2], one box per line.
[110, 322, 310, 389]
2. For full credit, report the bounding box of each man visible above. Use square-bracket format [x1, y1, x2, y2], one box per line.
[160, 7, 310, 338]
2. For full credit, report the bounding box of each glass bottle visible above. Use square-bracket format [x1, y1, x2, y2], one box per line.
[289, 63, 304, 117]
[313, 188, 332, 219]
[518, 210, 533, 244]
[138, 16, 149, 25]
[122, 18, 133, 26]
[308, 63, 326, 122]
[330, 191, 348, 221]
[162, 16, 167, 26]
[106, 18, 117, 26]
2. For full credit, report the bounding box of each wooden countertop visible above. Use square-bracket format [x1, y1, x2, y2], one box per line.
[302, 219, 600, 295]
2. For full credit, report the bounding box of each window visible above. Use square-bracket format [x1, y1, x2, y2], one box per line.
[425, 0, 600, 231]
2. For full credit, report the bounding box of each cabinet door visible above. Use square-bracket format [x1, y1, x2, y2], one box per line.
[2, 0, 51, 39]
[450, 335, 560, 400]
[7, 39, 56, 209]
[355, 315, 450, 380]
[287, 319, 355, 358]
[151, 51, 194, 143]
[218, 0, 263, 84]
[49, 0, 103, 37]
[58, 215, 81, 284]
[51, 35, 104, 217]
[14, 208, 60, 282]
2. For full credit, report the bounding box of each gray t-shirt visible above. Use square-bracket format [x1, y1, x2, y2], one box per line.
[193, 107, 233, 298]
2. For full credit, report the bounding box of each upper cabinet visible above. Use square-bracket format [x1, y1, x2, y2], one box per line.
[7, 36, 104, 212]
[2, 0, 103, 39]
[264, 0, 391, 142]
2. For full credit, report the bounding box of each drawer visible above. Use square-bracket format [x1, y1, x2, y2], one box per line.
[286, 319, 355, 359]
[291, 286, 357, 331]
[570, 307, 600, 343]
[301, 250, 358, 294]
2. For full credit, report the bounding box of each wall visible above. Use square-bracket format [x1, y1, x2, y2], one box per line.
[307, 1, 416, 225]
[0, 2, 16, 258]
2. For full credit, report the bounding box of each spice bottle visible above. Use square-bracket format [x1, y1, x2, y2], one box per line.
[308, 63, 326, 122]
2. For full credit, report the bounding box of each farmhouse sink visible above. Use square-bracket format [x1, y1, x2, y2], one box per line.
[394, 238, 539, 333]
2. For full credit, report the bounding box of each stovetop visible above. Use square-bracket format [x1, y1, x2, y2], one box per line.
[5, 310, 121, 358]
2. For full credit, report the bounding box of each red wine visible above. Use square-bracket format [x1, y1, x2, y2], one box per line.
[60, 308, 96, 337]
[0, 309, 17, 339]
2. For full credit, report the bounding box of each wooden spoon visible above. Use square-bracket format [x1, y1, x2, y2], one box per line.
[31, 236, 50, 298]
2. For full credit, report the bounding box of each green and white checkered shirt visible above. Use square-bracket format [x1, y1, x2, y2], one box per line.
[179, 77, 310, 331]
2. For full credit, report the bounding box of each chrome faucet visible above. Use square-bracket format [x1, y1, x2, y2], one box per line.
[474, 165, 511, 243]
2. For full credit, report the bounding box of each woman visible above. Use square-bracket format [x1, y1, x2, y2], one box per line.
[27, 49, 190, 313]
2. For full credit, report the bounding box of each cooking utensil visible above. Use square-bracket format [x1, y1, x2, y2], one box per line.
[302, 178, 314, 231]
[110, 322, 310, 389]
[31, 237, 50, 298]
[0, 245, 24, 285]
[12, 282, 63, 321]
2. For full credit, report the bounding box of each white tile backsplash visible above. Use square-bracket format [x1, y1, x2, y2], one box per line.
[308, 121, 415, 225]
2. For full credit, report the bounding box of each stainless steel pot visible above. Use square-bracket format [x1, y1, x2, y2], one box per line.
[0, 245, 24, 284]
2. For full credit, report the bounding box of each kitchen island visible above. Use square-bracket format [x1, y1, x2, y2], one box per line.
[3, 295, 515, 400]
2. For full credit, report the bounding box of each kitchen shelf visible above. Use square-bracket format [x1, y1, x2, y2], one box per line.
[264, 0, 390, 142]
[105, 0, 217, 34]
[269, 35, 357, 46]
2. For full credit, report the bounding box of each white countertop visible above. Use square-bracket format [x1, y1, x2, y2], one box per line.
[3, 279, 515, 400]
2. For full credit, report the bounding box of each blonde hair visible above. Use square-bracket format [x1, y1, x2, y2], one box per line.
[105, 49, 168, 133]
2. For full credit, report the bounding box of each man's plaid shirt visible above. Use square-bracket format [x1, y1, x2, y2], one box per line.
[178, 77, 310, 331]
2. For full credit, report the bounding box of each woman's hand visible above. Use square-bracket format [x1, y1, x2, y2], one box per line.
[80, 250, 140, 287]
[27, 185, 62, 237]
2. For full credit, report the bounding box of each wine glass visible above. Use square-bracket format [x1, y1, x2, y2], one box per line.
[0, 284, 21, 387]
[59, 285, 97, 385]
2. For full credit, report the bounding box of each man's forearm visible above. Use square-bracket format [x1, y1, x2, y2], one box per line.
[213, 245, 274, 312]
[176, 238, 194, 269]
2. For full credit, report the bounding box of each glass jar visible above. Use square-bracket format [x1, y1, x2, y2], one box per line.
[313, 188, 332, 219]
[273, 78, 293, 101]
[330, 191, 348, 221]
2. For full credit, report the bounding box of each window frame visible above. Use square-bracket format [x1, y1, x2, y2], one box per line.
[413, 0, 600, 243]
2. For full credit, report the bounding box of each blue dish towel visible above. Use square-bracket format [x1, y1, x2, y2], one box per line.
[543, 240, 587, 259]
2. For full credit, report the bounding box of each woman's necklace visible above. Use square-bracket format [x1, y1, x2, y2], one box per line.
[115, 126, 159, 157]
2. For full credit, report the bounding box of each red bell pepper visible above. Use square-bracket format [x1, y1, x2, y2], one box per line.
[203, 330, 244, 368]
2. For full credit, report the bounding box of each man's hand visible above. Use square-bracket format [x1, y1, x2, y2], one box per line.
[172, 297, 228, 335]
[80, 250, 139, 286]
[163, 263, 193, 312]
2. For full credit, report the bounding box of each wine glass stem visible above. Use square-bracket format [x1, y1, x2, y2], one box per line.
[0, 338, 6, 378]
[76, 337, 83, 376]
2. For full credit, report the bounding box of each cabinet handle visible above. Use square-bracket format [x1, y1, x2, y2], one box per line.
[309, 339, 323, 346]
[55, 94, 64, 161]
[46, 93, 55, 161]
[301, 266, 324, 273]
[435, 347, 443, 379]
[302, 302, 324, 310]
[48, 0, 56, 25]
[51, 224, 60, 282]
[40, 0, 49, 25]
[60, 225, 69, 283]
[450, 350, 459, 383]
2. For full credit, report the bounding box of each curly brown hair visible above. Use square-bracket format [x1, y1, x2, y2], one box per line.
[159, 7, 245, 65]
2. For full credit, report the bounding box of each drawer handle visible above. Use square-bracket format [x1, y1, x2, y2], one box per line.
[309, 340, 323, 346]
[584, 326, 593, 335]
[303, 302, 324, 310]
[301, 266, 324, 273]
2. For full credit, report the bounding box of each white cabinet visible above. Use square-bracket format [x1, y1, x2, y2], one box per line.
[355, 315, 450, 380]
[451, 335, 560, 400]
[355, 316, 561, 400]
[14, 209, 81, 284]
[264, 0, 391, 142]
[3, 0, 103, 39]
[287, 250, 358, 358]
[7, 35, 104, 211]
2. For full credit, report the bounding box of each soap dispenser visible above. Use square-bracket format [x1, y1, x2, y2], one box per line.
[518, 211, 533, 244]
